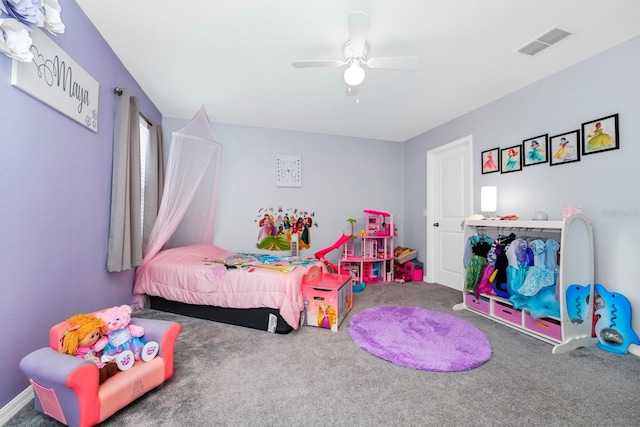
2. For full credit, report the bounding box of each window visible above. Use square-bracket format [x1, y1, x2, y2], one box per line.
[139, 114, 151, 238]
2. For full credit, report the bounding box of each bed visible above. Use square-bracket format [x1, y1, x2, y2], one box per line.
[133, 244, 324, 333]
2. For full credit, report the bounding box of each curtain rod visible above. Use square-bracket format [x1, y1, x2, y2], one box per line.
[113, 87, 153, 126]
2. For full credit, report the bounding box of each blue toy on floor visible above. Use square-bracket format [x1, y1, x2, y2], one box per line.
[594, 284, 639, 354]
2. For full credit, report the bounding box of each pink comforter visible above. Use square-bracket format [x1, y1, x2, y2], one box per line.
[134, 244, 321, 329]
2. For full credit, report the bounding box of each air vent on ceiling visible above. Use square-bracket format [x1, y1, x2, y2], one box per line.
[517, 26, 572, 56]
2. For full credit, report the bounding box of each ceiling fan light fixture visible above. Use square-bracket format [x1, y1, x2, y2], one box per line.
[344, 63, 365, 86]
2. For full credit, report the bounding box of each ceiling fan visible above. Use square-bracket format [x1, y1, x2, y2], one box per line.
[292, 11, 420, 87]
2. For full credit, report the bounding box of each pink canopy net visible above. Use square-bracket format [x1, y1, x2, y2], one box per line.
[133, 107, 222, 308]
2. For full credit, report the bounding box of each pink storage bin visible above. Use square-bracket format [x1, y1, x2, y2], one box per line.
[398, 262, 423, 282]
[302, 273, 353, 332]
[465, 293, 490, 315]
[524, 313, 562, 341]
[493, 301, 522, 325]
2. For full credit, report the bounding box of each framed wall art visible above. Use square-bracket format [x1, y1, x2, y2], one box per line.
[581, 114, 619, 155]
[522, 134, 548, 166]
[481, 148, 500, 174]
[501, 145, 522, 173]
[276, 154, 302, 187]
[550, 130, 580, 166]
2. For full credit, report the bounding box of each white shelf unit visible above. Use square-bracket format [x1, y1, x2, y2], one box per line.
[453, 214, 597, 354]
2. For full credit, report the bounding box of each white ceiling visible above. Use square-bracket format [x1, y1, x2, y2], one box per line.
[76, 0, 640, 142]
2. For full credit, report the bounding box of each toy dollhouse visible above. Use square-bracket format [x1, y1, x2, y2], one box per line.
[338, 210, 396, 284]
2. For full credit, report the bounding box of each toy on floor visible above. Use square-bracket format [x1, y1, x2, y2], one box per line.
[61, 313, 118, 384]
[95, 305, 159, 370]
[353, 281, 366, 292]
[594, 284, 640, 354]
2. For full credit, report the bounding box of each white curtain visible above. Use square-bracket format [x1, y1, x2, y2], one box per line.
[142, 106, 223, 262]
[107, 89, 142, 272]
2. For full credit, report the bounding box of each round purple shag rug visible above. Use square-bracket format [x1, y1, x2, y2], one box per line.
[348, 305, 492, 372]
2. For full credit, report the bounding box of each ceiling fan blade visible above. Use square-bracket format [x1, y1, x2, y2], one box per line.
[348, 11, 370, 53]
[292, 60, 344, 68]
[365, 56, 420, 70]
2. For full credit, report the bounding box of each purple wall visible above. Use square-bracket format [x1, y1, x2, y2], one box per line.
[0, 3, 161, 407]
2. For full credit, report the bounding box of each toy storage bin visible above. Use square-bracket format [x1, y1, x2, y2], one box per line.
[465, 293, 490, 315]
[524, 312, 562, 341]
[410, 260, 423, 281]
[493, 300, 522, 325]
[302, 273, 353, 332]
[394, 248, 417, 265]
[397, 261, 423, 282]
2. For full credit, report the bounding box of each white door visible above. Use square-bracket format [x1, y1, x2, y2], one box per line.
[425, 136, 472, 290]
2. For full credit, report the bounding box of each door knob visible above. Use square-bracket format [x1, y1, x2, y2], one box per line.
[433, 222, 439, 227]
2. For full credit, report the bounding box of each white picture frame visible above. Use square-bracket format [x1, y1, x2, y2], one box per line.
[11, 29, 99, 132]
[276, 154, 302, 187]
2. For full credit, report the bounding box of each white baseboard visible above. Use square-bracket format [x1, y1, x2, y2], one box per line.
[0, 386, 33, 426]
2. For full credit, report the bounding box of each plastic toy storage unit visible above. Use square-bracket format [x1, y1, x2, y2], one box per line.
[453, 214, 596, 354]
[338, 210, 395, 284]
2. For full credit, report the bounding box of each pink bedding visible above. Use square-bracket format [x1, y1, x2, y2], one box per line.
[134, 244, 322, 329]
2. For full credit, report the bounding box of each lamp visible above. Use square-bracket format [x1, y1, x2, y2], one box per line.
[480, 186, 497, 219]
[344, 62, 365, 86]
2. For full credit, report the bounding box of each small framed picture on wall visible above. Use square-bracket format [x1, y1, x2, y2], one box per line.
[275, 154, 302, 187]
[549, 130, 580, 166]
[481, 148, 500, 174]
[581, 114, 619, 156]
[500, 145, 522, 173]
[522, 134, 548, 166]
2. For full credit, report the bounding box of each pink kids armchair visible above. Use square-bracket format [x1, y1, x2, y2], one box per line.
[19, 308, 181, 427]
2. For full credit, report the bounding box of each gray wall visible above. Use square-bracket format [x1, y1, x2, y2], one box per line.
[161, 119, 405, 266]
[403, 34, 640, 349]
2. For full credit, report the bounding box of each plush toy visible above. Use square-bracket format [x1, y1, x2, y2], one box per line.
[94, 305, 159, 370]
[61, 313, 118, 384]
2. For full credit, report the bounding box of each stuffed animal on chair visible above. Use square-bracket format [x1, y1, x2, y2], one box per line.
[60, 313, 119, 384]
[94, 305, 159, 370]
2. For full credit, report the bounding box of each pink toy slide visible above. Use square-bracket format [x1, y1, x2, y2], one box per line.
[315, 233, 352, 272]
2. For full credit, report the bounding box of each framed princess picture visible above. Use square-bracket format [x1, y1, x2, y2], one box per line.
[550, 130, 580, 166]
[481, 148, 500, 174]
[501, 145, 522, 174]
[522, 134, 548, 167]
[581, 114, 619, 155]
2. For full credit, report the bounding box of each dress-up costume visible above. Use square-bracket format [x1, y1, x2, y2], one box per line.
[492, 234, 515, 298]
[509, 238, 561, 318]
[464, 235, 492, 292]
[518, 239, 559, 296]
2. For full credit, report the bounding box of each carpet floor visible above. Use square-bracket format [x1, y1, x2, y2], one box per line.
[7, 281, 640, 426]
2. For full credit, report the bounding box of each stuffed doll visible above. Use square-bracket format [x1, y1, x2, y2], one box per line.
[94, 305, 159, 370]
[61, 313, 119, 384]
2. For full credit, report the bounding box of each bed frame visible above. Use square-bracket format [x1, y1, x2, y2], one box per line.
[149, 296, 294, 334]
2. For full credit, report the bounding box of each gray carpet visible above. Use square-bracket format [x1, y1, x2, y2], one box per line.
[8, 282, 640, 426]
